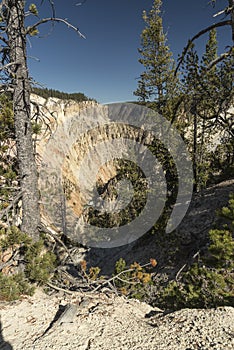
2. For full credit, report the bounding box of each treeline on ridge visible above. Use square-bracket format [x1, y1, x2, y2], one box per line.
[32, 87, 96, 103]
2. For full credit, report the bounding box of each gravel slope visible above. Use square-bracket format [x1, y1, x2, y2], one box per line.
[0, 289, 233, 350]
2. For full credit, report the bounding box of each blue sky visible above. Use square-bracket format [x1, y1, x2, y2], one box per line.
[27, 0, 231, 104]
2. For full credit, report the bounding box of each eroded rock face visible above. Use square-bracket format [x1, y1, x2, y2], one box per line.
[33, 95, 152, 244]
[32, 95, 114, 232]
[36, 98, 184, 249]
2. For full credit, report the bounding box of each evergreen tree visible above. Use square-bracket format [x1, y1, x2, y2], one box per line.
[181, 43, 200, 190]
[134, 0, 177, 116]
[198, 29, 219, 121]
[197, 29, 233, 185]
[32, 87, 93, 103]
[202, 28, 218, 66]
[182, 28, 233, 190]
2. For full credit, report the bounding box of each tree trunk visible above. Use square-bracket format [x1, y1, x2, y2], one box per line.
[6, 0, 40, 239]
[193, 113, 198, 192]
[229, 0, 234, 43]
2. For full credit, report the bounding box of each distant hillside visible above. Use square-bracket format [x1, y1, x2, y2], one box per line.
[32, 87, 96, 103]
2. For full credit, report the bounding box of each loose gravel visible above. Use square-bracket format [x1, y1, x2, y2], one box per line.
[0, 289, 233, 350]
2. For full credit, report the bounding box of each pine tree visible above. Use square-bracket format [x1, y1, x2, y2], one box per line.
[196, 29, 233, 186]
[181, 28, 233, 190]
[198, 29, 219, 119]
[197, 29, 219, 189]
[181, 43, 200, 190]
[202, 28, 218, 66]
[134, 0, 177, 115]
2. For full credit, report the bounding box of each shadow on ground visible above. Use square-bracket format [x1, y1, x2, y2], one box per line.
[0, 318, 13, 350]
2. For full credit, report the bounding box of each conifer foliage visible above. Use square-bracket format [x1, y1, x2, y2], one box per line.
[134, 0, 177, 115]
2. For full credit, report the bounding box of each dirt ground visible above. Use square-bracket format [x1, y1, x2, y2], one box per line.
[0, 288, 233, 350]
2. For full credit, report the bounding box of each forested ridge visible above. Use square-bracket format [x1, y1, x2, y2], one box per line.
[32, 87, 95, 103]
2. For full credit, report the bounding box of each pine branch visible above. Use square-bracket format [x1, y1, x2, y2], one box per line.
[91, 261, 153, 292]
[175, 20, 232, 75]
[206, 48, 233, 70]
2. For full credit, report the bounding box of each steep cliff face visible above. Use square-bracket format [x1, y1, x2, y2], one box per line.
[33, 95, 150, 243]
[32, 95, 113, 229]
[34, 96, 169, 248]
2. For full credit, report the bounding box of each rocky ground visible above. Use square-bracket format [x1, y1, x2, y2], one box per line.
[0, 289, 233, 350]
[0, 179, 233, 350]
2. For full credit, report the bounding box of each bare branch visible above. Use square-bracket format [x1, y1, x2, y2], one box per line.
[26, 17, 86, 39]
[213, 6, 233, 17]
[30, 98, 58, 138]
[76, 1, 88, 6]
[0, 83, 14, 93]
[206, 48, 233, 70]
[0, 61, 18, 71]
[0, 250, 20, 271]
[91, 261, 153, 293]
[46, 281, 75, 295]
[38, 221, 77, 265]
[0, 191, 23, 221]
[175, 20, 232, 75]
[176, 250, 200, 281]
[40, 0, 56, 18]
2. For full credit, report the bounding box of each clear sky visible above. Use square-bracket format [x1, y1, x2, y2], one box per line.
[27, 0, 231, 104]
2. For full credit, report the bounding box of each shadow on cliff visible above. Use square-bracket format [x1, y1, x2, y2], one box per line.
[85, 179, 234, 275]
[0, 318, 13, 350]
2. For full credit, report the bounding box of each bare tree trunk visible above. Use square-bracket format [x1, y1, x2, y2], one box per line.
[6, 0, 40, 239]
[229, 0, 234, 43]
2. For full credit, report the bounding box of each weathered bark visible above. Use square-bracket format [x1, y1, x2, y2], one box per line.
[6, 0, 40, 239]
[229, 0, 234, 43]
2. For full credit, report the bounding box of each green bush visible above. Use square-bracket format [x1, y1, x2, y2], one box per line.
[161, 264, 233, 309]
[158, 194, 234, 309]
[113, 258, 154, 300]
[0, 226, 57, 300]
[0, 226, 31, 249]
[24, 239, 56, 284]
[0, 272, 34, 301]
[206, 229, 234, 268]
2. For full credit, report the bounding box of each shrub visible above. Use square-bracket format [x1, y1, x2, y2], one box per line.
[0, 226, 56, 300]
[158, 194, 234, 309]
[0, 272, 34, 301]
[24, 239, 56, 284]
[113, 258, 155, 300]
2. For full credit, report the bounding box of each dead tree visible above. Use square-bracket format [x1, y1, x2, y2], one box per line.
[0, 0, 84, 239]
